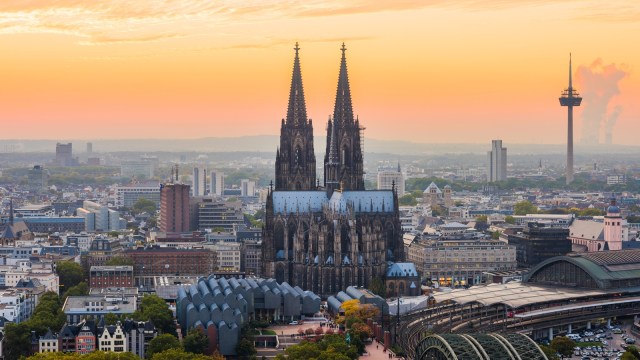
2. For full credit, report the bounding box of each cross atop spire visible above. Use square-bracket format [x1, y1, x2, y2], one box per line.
[286, 42, 308, 126]
[333, 43, 354, 126]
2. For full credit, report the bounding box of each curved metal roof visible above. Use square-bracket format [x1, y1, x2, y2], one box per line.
[524, 250, 640, 288]
[415, 333, 548, 360]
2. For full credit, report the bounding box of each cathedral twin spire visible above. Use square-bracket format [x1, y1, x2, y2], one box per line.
[286, 42, 308, 127]
[275, 42, 364, 192]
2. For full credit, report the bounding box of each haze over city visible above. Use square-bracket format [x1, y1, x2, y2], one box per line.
[0, 0, 638, 145]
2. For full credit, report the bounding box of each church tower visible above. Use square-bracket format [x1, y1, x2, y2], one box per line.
[275, 43, 317, 191]
[324, 43, 365, 191]
[604, 196, 623, 251]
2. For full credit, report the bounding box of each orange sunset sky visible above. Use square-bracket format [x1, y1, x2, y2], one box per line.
[0, 1, 639, 145]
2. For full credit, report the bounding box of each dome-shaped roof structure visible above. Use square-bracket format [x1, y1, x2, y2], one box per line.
[607, 196, 620, 214]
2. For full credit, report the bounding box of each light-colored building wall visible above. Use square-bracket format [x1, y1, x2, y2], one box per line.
[407, 238, 517, 287]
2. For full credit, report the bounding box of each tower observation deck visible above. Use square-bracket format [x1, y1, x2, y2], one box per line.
[559, 54, 582, 185]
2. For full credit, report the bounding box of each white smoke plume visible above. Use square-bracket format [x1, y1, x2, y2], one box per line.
[605, 105, 622, 144]
[576, 59, 628, 145]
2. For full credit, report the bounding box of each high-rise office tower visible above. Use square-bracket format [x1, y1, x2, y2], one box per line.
[240, 179, 256, 197]
[55, 143, 73, 166]
[487, 140, 507, 182]
[210, 171, 224, 196]
[559, 54, 582, 185]
[192, 167, 207, 196]
[159, 183, 190, 233]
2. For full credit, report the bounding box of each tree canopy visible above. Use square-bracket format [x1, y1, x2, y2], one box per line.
[183, 329, 209, 355]
[133, 295, 176, 335]
[132, 197, 157, 215]
[105, 256, 135, 266]
[550, 336, 575, 358]
[147, 334, 181, 359]
[514, 200, 538, 215]
[56, 261, 85, 291]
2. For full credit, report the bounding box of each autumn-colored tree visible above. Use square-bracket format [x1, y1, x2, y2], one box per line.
[315, 326, 324, 335]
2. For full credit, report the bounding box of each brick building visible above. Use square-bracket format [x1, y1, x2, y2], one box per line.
[89, 266, 134, 288]
[159, 183, 190, 233]
[123, 247, 214, 277]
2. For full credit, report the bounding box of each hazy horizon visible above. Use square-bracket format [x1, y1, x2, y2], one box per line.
[0, 1, 639, 145]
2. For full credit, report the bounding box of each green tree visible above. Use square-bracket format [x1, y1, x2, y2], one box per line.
[399, 194, 417, 206]
[105, 256, 135, 266]
[134, 295, 176, 335]
[151, 349, 212, 360]
[504, 215, 516, 224]
[550, 336, 575, 358]
[103, 312, 119, 326]
[491, 230, 501, 240]
[236, 338, 257, 359]
[183, 329, 209, 355]
[56, 261, 85, 291]
[132, 197, 157, 215]
[625, 345, 640, 359]
[368, 276, 386, 298]
[578, 208, 605, 217]
[475, 215, 488, 223]
[147, 334, 181, 359]
[26, 291, 66, 335]
[4, 323, 32, 360]
[63, 282, 89, 300]
[539, 345, 560, 360]
[514, 200, 538, 215]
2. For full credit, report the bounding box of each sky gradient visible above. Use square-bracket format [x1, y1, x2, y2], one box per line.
[0, 1, 638, 145]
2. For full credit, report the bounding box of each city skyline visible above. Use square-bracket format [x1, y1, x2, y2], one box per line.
[0, 1, 638, 145]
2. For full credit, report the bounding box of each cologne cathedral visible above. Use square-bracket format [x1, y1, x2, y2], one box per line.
[263, 43, 404, 298]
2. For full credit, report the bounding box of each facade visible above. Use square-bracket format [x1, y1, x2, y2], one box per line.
[115, 182, 161, 209]
[63, 294, 137, 324]
[97, 323, 127, 353]
[23, 217, 85, 233]
[241, 239, 262, 276]
[406, 238, 517, 287]
[76, 200, 122, 232]
[38, 329, 58, 353]
[75, 325, 96, 354]
[524, 249, 640, 289]
[422, 182, 453, 208]
[192, 167, 207, 196]
[386, 262, 420, 296]
[89, 266, 134, 288]
[604, 197, 623, 250]
[124, 320, 157, 358]
[124, 247, 214, 276]
[176, 276, 320, 356]
[240, 179, 256, 197]
[197, 199, 244, 231]
[55, 143, 74, 167]
[263, 44, 404, 298]
[377, 163, 405, 196]
[120, 160, 154, 179]
[211, 242, 242, 272]
[159, 183, 190, 233]
[28, 165, 50, 194]
[487, 139, 507, 182]
[507, 222, 572, 267]
[210, 171, 224, 196]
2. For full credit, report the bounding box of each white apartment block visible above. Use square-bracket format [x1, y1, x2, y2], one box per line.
[115, 183, 161, 209]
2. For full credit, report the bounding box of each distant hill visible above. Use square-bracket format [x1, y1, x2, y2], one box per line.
[1, 136, 639, 155]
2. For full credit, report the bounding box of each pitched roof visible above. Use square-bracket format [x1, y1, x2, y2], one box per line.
[569, 219, 604, 240]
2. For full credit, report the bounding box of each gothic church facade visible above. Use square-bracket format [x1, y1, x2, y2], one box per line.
[263, 44, 404, 298]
